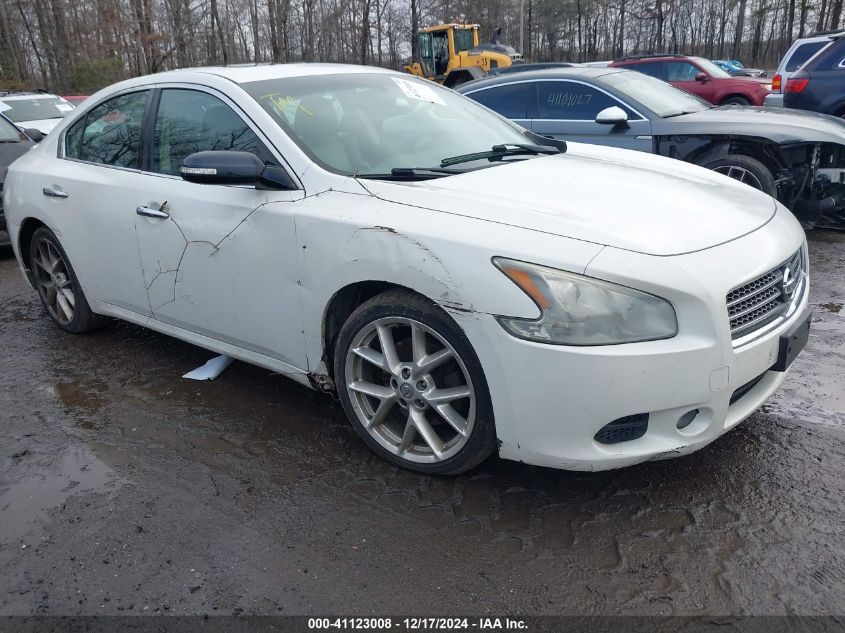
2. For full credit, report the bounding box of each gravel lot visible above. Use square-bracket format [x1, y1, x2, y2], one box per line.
[1, 231, 843, 616]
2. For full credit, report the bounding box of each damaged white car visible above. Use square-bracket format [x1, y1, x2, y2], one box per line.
[4, 64, 811, 474]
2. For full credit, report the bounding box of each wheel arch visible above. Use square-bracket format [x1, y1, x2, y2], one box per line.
[16, 217, 49, 286]
[719, 93, 753, 105]
[321, 280, 440, 380]
[679, 136, 783, 175]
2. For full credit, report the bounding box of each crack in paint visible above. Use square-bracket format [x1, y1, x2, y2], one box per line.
[141, 200, 267, 318]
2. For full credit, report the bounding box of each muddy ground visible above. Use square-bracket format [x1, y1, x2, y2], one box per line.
[0, 231, 843, 617]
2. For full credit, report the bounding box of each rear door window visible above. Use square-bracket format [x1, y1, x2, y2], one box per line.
[629, 62, 666, 80]
[469, 83, 530, 119]
[67, 91, 150, 168]
[665, 61, 700, 81]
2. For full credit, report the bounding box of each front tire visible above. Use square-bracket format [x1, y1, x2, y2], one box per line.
[721, 95, 751, 106]
[29, 226, 108, 333]
[334, 289, 496, 475]
[699, 154, 777, 197]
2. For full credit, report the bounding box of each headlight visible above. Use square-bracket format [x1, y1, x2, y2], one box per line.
[493, 258, 678, 345]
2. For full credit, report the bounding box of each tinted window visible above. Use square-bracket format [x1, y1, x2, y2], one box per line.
[470, 84, 529, 119]
[152, 89, 266, 176]
[630, 61, 665, 79]
[536, 81, 634, 120]
[665, 61, 700, 81]
[71, 91, 149, 168]
[786, 41, 829, 71]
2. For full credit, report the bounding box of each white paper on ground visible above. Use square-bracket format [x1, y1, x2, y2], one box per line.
[183, 355, 234, 380]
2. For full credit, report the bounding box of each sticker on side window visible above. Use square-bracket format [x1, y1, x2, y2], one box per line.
[391, 77, 445, 105]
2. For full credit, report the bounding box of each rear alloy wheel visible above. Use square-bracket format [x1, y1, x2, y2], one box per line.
[29, 226, 107, 333]
[334, 290, 496, 474]
[700, 154, 777, 198]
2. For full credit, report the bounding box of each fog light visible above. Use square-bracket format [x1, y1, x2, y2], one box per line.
[595, 413, 648, 445]
[677, 409, 699, 430]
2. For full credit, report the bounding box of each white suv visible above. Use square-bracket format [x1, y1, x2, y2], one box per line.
[765, 32, 841, 107]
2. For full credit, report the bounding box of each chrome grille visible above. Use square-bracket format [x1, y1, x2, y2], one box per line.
[727, 249, 804, 340]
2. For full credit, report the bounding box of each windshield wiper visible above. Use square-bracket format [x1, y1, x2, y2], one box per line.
[440, 143, 563, 168]
[355, 167, 458, 181]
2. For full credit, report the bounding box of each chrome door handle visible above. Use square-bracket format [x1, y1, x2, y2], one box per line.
[42, 187, 69, 199]
[136, 205, 169, 219]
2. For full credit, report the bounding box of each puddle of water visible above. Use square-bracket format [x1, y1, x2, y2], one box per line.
[818, 303, 843, 314]
[0, 444, 121, 544]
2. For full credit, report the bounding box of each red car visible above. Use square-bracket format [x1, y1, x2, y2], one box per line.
[610, 54, 772, 106]
[61, 95, 89, 107]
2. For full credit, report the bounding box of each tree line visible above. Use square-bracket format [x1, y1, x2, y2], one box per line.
[0, 0, 840, 93]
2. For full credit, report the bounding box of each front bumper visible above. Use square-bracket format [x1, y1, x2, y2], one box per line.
[452, 209, 808, 471]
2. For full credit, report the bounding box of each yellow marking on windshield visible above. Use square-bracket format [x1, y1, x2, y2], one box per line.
[259, 93, 314, 116]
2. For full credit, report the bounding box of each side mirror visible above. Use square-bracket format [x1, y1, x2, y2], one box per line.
[695, 72, 709, 82]
[595, 106, 629, 126]
[24, 128, 44, 142]
[180, 151, 297, 190]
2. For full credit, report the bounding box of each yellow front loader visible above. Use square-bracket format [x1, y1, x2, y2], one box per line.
[405, 24, 523, 87]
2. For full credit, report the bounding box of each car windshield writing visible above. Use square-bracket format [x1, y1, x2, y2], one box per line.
[242, 73, 532, 176]
[604, 72, 710, 117]
[0, 97, 73, 122]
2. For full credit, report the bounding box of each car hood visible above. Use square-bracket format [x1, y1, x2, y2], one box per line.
[18, 118, 62, 134]
[362, 142, 776, 257]
[722, 75, 770, 86]
[659, 106, 845, 144]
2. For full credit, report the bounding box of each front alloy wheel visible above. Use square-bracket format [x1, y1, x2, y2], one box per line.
[335, 290, 495, 474]
[700, 154, 777, 198]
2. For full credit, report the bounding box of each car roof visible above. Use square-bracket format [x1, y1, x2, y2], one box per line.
[613, 54, 691, 63]
[456, 66, 629, 91]
[146, 63, 399, 85]
[791, 31, 845, 45]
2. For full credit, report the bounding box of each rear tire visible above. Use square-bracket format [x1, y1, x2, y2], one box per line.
[334, 289, 496, 475]
[699, 154, 777, 197]
[29, 226, 109, 333]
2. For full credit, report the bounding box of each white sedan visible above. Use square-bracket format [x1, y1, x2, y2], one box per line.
[3, 64, 811, 474]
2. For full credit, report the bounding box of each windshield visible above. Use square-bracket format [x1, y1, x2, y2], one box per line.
[242, 73, 534, 176]
[0, 96, 74, 123]
[693, 58, 733, 78]
[603, 71, 710, 117]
